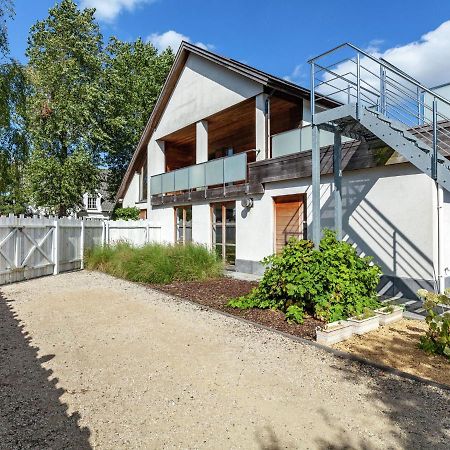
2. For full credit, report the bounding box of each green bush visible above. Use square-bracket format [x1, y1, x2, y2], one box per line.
[228, 230, 381, 323]
[112, 206, 140, 221]
[417, 288, 450, 359]
[85, 242, 223, 284]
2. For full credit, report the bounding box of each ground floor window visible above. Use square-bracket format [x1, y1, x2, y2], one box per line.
[212, 202, 236, 265]
[274, 194, 306, 253]
[175, 206, 192, 244]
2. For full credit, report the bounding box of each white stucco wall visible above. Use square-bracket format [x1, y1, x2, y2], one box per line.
[153, 53, 263, 140]
[236, 164, 436, 282]
[151, 207, 175, 244]
[123, 172, 140, 208]
[144, 52, 265, 219]
[255, 93, 268, 160]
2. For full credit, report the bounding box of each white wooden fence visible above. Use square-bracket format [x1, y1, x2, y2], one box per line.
[0, 215, 161, 286]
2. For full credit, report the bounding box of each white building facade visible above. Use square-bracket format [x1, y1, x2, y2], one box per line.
[116, 43, 450, 298]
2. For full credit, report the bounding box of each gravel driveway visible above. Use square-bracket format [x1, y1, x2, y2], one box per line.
[1, 271, 449, 449]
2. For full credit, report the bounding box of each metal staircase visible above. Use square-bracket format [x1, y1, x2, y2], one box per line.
[309, 43, 450, 192]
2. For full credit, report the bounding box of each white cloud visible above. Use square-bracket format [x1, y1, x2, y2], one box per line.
[147, 30, 214, 53]
[380, 20, 450, 87]
[283, 64, 305, 83]
[312, 20, 450, 107]
[80, 0, 154, 22]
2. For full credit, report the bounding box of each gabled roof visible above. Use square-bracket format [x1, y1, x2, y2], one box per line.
[116, 42, 336, 201]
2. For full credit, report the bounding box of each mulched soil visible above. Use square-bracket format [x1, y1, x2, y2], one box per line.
[148, 277, 322, 340]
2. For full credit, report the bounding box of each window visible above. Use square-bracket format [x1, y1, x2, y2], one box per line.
[87, 196, 97, 210]
[175, 206, 192, 245]
[140, 161, 148, 201]
[212, 202, 236, 265]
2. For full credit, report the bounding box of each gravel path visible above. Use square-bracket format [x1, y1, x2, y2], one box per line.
[1, 271, 449, 449]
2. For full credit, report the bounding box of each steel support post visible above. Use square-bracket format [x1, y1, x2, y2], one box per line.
[312, 125, 321, 247]
[333, 131, 343, 239]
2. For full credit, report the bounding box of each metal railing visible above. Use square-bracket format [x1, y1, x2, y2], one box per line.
[308, 43, 450, 178]
[150, 152, 248, 196]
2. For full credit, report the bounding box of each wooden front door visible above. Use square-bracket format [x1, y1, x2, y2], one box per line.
[274, 194, 306, 253]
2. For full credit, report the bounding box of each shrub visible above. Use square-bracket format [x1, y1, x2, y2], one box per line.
[228, 230, 381, 323]
[85, 242, 223, 284]
[417, 288, 450, 359]
[113, 206, 140, 221]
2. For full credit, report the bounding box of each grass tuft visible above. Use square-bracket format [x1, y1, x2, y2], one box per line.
[85, 242, 223, 284]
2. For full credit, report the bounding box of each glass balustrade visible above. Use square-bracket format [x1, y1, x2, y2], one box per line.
[150, 152, 248, 196]
[271, 125, 351, 158]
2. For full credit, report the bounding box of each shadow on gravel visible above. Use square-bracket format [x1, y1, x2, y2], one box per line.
[316, 358, 450, 450]
[0, 291, 91, 450]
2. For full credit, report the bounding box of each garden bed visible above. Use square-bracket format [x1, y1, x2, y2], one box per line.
[334, 319, 450, 386]
[148, 277, 322, 340]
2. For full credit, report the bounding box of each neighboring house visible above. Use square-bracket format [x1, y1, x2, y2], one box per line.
[79, 172, 115, 219]
[116, 42, 450, 298]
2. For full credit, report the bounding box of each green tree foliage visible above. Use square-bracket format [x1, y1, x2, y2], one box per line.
[1, 0, 174, 214]
[26, 148, 98, 215]
[0, 0, 14, 58]
[24, 0, 103, 215]
[228, 230, 381, 323]
[0, 62, 30, 214]
[112, 206, 140, 221]
[102, 37, 174, 198]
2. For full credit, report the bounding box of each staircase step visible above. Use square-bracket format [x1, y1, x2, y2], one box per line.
[415, 141, 431, 153]
[403, 134, 417, 142]
[390, 124, 407, 132]
[316, 105, 450, 192]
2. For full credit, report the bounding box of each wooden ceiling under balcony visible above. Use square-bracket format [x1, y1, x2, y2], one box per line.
[161, 94, 302, 163]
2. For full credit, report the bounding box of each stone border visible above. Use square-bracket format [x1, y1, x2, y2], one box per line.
[152, 287, 450, 393]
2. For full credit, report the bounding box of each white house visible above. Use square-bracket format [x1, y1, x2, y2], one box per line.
[79, 172, 114, 219]
[116, 42, 450, 299]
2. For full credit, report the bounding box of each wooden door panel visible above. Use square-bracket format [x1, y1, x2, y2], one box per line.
[274, 195, 305, 253]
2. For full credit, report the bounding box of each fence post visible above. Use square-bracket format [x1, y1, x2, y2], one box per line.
[14, 215, 21, 270]
[53, 218, 60, 275]
[80, 218, 85, 270]
[101, 220, 106, 246]
[146, 221, 150, 243]
[106, 220, 110, 245]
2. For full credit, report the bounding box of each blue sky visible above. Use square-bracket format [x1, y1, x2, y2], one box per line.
[9, 0, 450, 87]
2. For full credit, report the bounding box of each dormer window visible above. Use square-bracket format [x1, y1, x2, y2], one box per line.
[87, 196, 97, 210]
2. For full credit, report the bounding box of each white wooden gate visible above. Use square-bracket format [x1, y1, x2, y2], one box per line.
[0, 216, 103, 285]
[0, 215, 161, 286]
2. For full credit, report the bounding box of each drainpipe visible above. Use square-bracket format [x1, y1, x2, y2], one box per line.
[437, 182, 444, 293]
